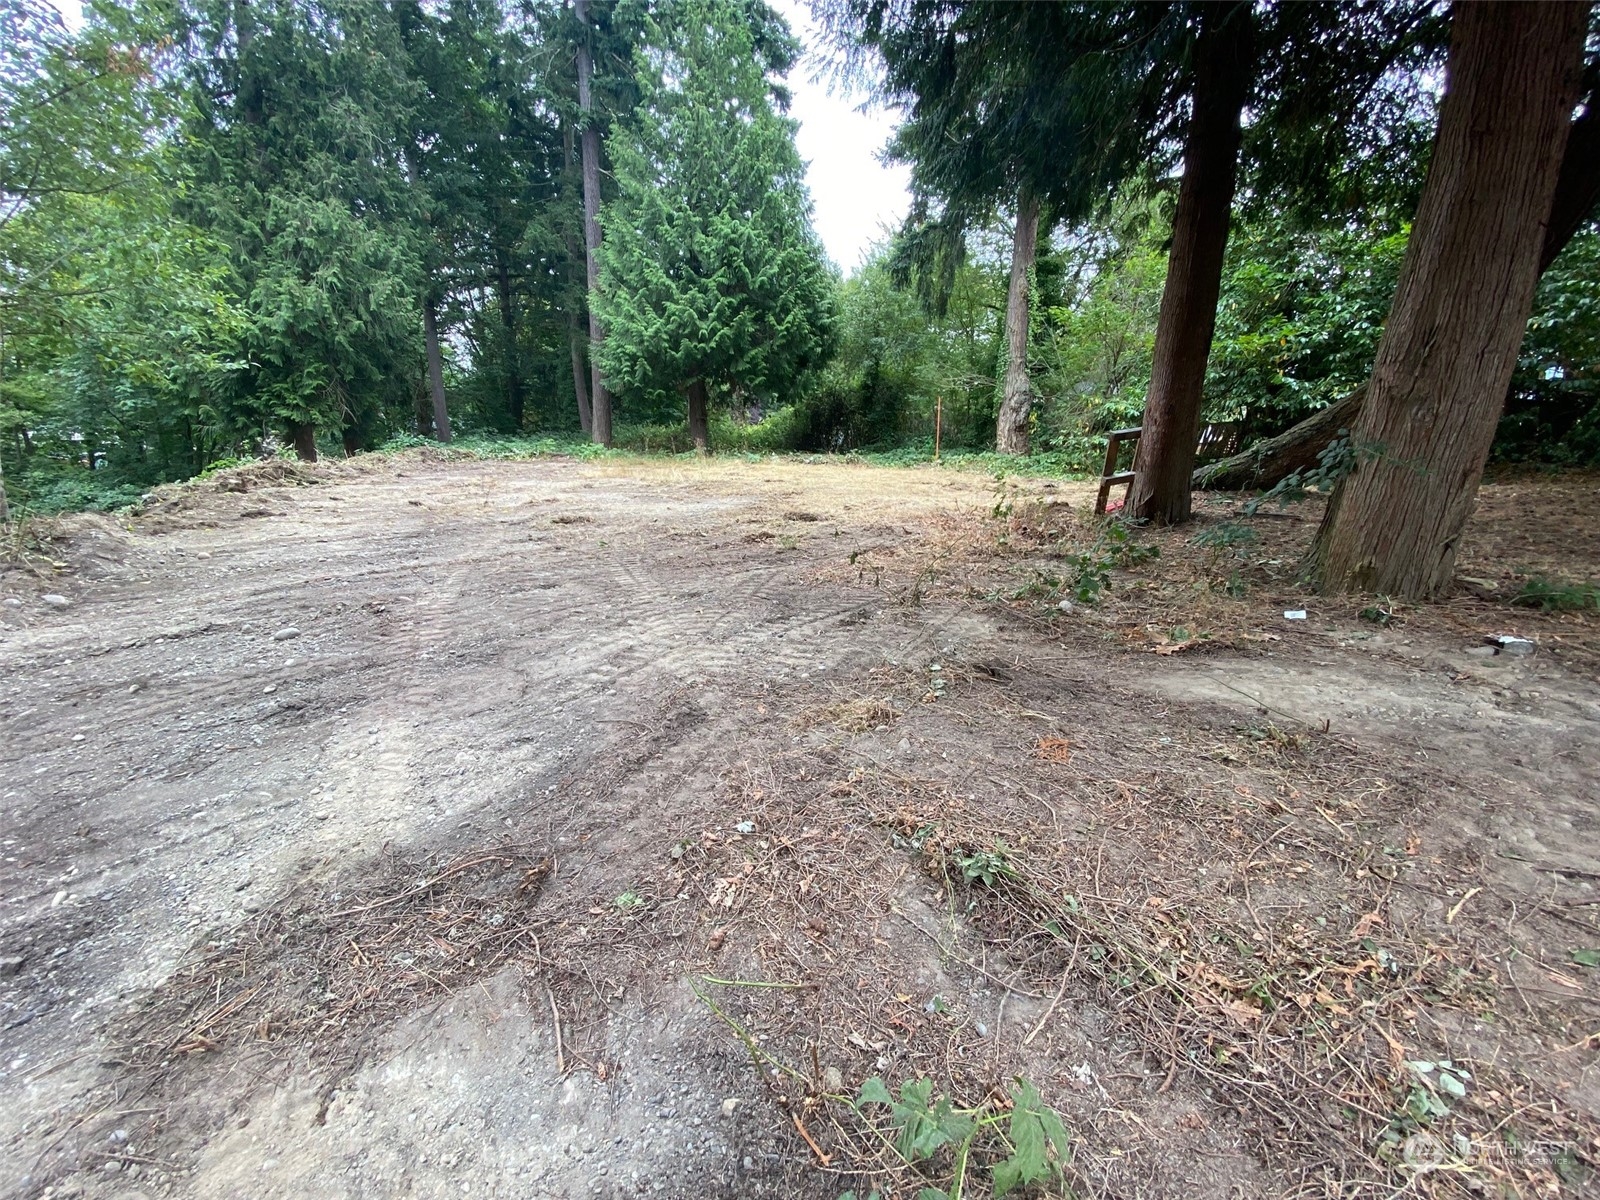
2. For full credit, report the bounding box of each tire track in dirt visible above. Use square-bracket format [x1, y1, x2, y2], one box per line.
[0, 456, 1006, 1199]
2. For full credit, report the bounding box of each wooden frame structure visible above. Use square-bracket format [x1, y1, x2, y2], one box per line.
[1094, 427, 1143, 515]
[1094, 422, 1244, 515]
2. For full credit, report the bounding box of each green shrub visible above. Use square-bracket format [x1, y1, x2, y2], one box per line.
[1511, 577, 1600, 612]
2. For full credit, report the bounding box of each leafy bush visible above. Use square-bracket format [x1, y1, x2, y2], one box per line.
[17, 473, 147, 514]
[1511, 576, 1600, 612]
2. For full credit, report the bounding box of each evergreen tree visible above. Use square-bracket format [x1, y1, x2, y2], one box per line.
[1310, 1, 1591, 600]
[179, 0, 429, 459]
[595, 0, 834, 452]
[401, 0, 566, 437]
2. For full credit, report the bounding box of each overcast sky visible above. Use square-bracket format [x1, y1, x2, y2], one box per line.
[768, 0, 911, 273]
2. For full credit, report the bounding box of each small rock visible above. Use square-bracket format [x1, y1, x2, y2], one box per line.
[103, 1160, 122, 1173]
[822, 1066, 843, 1092]
[72, 733, 86, 742]
[42, 594, 69, 607]
[1057, 599, 1074, 612]
[2, 597, 20, 607]
[720, 1098, 740, 1117]
[0, 955, 24, 977]
[897, 737, 911, 754]
[1465, 645, 1498, 658]
[196, 552, 212, 560]
[742, 1156, 754, 1171]
[272, 627, 301, 642]
[128, 684, 142, 694]
[263, 684, 277, 695]
[314, 812, 330, 821]
[234, 878, 252, 892]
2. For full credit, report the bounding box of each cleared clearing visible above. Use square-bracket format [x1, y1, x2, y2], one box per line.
[2, 454, 1597, 1200]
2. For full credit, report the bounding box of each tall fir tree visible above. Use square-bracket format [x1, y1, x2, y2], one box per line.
[595, 0, 834, 452]
[179, 0, 428, 459]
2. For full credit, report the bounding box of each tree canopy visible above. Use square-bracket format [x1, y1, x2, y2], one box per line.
[0, 0, 1596, 605]
[595, 0, 835, 445]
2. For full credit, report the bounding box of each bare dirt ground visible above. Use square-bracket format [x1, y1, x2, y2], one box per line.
[2, 453, 1597, 1200]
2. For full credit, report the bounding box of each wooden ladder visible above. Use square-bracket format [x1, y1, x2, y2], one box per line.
[1094, 421, 1244, 515]
[1094, 427, 1142, 515]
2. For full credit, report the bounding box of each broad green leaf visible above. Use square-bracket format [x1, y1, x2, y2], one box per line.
[857, 1077, 893, 1107]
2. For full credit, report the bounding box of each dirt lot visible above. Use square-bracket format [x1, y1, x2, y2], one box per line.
[1, 453, 1597, 1200]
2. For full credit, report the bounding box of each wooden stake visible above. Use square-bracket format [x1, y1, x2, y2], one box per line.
[934, 395, 942, 462]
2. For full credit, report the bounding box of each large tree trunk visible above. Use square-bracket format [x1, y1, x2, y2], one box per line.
[1311, 1, 1587, 601]
[562, 122, 593, 435]
[687, 378, 711, 454]
[423, 295, 452, 444]
[576, 0, 613, 447]
[289, 423, 318, 463]
[1126, 5, 1254, 525]
[995, 186, 1040, 455]
[495, 253, 524, 431]
[1197, 70, 1600, 495]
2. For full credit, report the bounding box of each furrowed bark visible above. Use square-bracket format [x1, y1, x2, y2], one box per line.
[687, 378, 710, 454]
[1311, 1, 1588, 600]
[576, 0, 613, 447]
[995, 186, 1040, 455]
[423, 295, 452, 444]
[1127, 5, 1254, 525]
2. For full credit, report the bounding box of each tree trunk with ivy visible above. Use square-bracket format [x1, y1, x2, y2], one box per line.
[994, 186, 1040, 455]
[1310, 1, 1588, 600]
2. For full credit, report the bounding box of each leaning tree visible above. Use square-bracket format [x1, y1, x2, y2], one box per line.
[1309, 0, 1591, 600]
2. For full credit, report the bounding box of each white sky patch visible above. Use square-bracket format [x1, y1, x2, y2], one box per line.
[770, 0, 910, 274]
[46, 0, 83, 30]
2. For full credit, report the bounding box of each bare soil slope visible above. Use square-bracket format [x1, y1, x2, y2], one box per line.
[2, 455, 1596, 1200]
